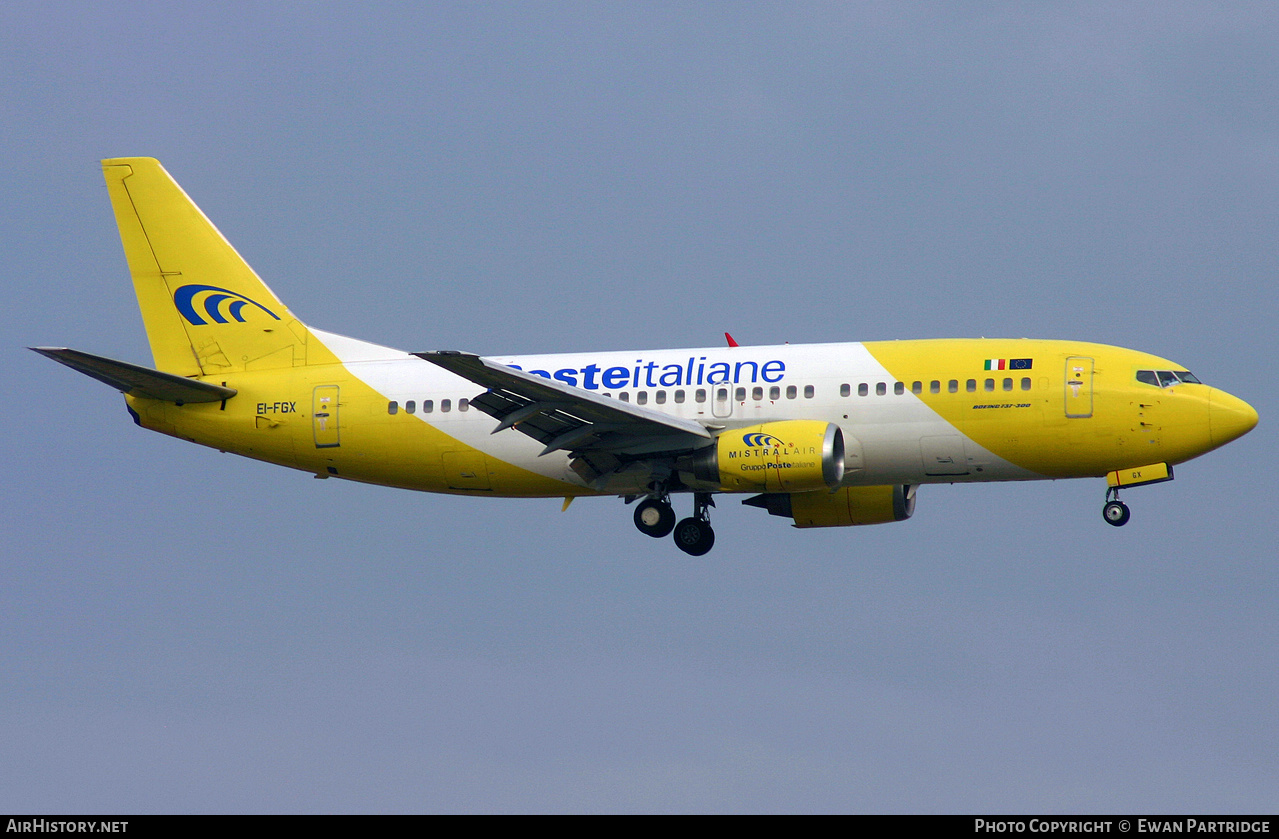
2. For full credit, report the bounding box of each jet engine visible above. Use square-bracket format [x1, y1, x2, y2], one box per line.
[681, 421, 844, 493]
[743, 485, 917, 528]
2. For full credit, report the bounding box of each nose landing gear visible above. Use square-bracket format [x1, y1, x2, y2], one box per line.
[1103, 488, 1131, 527]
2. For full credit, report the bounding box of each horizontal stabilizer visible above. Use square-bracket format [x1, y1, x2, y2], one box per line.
[30, 347, 236, 404]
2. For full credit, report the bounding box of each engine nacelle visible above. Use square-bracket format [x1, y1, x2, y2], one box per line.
[683, 421, 845, 493]
[744, 485, 917, 528]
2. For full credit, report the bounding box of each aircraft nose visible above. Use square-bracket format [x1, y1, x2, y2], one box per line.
[1209, 389, 1259, 447]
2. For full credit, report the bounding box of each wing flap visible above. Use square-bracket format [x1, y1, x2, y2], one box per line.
[31, 347, 237, 404]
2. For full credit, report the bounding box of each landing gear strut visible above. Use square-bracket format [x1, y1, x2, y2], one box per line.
[673, 492, 715, 556]
[1103, 487, 1131, 527]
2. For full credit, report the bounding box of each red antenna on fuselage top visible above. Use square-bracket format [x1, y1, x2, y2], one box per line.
[725, 332, 739, 348]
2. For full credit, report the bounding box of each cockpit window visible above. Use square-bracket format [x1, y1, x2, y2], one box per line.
[1138, 369, 1203, 387]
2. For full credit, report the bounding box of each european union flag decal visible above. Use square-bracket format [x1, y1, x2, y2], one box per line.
[984, 358, 1034, 371]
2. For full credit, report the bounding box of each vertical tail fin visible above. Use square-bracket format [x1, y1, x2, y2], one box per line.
[102, 158, 310, 376]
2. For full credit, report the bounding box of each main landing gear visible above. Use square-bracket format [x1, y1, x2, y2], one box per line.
[633, 496, 676, 538]
[673, 493, 716, 556]
[1103, 487, 1131, 527]
[632, 490, 716, 555]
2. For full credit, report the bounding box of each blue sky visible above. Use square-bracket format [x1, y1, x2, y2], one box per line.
[3, 2, 1276, 813]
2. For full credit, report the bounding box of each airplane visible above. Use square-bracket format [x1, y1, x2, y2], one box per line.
[33, 158, 1259, 555]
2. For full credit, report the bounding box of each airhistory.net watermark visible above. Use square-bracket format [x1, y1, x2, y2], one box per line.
[6, 821, 128, 833]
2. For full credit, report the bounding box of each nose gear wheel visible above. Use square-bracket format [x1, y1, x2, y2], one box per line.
[1103, 487, 1131, 527]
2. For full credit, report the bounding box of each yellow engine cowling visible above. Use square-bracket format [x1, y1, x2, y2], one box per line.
[743, 485, 917, 528]
[683, 421, 845, 493]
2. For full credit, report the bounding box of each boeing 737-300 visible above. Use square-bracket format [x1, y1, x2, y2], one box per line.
[33, 158, 1259, 555]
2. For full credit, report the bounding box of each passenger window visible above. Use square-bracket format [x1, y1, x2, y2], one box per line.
[734, 387, 746, 402]
[804, 385, 814, 399]
[387, 400, 398, 415]
[1021, 378, 1031, 391]
[674, 390, 686, 404]
[876, 382, 886, 396]
[984, 379, 994, 392]
[786, 385, 797, 399]
[912, 381, 923, 395]
[894, 382, 905, 395]
[751, 387, 763, 401]
[459, 399, 469, 412]
[695, 389, 707, 403]
[636, 391, 648, 405]
[966, 379, 977, 392]
[440, 399, 451, 413]
[619, 392, 630, 402]
[768, 386, 780, 400]
[423, 399, 434, 413]
[405, 400, 416, 414]
[840, 383, 851, 397]
[858, 383, 869, 397]
[948, 380, 959, 393]
[655, 391, 666, 404]
[1003, 378, 1012, 391]
[931, 380, 941, 394]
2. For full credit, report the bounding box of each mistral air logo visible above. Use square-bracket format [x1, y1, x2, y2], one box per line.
[174, 284, 281, 326]
[733, 430, 818, 470]
[743, 432, 785, 448]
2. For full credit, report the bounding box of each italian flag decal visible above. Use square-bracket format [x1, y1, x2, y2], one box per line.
[984, 358, 1034, 370]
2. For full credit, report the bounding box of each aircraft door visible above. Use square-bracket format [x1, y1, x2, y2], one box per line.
[712, 386, 733, 418]
[1065, 357, 1094, 418]
[313, 385, 340, 448]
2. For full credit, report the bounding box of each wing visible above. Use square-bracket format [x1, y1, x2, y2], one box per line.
[415, 351, 715, 486]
